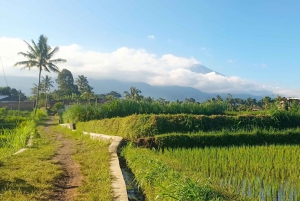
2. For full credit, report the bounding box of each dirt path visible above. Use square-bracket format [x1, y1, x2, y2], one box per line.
[44, 120, 82, 201]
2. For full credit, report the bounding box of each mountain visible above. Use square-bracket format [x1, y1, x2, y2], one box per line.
[2, 64, 267, 102]
[88, 79, 263, 102]
[188, 64, 224, 76]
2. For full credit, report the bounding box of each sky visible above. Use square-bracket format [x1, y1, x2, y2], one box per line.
[0, 0, 300, 97]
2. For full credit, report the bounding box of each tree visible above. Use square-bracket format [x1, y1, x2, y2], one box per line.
[216, 95, 223, 102]
[75, 75, 93, 94]
[184, 98, 196, 103]
[14, 35, 66, 115]
[0, 87, 11, 96]
[124, 87, 143, 100]
[41, 75, 54, 109]
[107, 91, 122, 99]
[56, 69, 78, 96]
[30, 83, 39, 97]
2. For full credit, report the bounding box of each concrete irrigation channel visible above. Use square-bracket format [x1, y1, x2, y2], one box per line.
[60, 124, 145, 201]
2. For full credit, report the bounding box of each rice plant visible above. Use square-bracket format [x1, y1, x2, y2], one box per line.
[153, 145, 300, 200]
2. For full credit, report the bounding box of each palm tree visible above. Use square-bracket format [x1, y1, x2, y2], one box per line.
[76, 75, 88, 93]
[30, 83, 39, 97]
[14, 35, 66, 115]
[41, 75, 54, 109]
[124, 87, 143, 100]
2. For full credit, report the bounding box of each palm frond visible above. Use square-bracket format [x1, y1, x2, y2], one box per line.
[47, 46, 59, 58]
[23, 40, 36, 55]
[49, 58, 67, 64]
[44, 63, 60, 73]
[17, 52, 36, 60]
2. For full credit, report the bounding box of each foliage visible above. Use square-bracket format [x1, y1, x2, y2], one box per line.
[154, 129, 300, 149]
[62, 99, 227, 123]
[150, 145, 300, 200]
[0, 86, 26, 100]
[0, 108, 47, 159]
[75, 75, 93, 94]
[121, 144, 243, 201]
[56, 69, 79, 96]
[75, 112, 300, 140]
[0, 120, 35, 159]
[51, 102, 64, 114]
[14, 35, 66, 115]
[124, 86, 143, 100]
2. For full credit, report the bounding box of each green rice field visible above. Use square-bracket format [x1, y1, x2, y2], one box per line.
[137, 145, 300, 200]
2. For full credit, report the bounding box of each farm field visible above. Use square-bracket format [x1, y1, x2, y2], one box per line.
[123, 144, 300, 201]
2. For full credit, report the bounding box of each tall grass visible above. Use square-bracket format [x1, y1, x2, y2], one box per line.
[62, 99, 227, 123]
[0, 109, 47, 160]
[0, 120, 35, 159]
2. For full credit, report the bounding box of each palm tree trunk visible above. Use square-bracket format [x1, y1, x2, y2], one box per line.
[34, 68, 42, 115]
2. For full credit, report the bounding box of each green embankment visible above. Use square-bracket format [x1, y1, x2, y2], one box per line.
[76, 113, 300, 140]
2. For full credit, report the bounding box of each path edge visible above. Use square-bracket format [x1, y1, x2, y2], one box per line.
[60, 124, 128, 201]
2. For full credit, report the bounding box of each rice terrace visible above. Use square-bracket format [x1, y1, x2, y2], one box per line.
[2, 93, 300, 200]
[1, 1, 300, 200]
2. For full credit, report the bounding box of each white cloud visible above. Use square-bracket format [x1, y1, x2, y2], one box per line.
[0, 37, 299, 97]
[147, 35, 155, 39]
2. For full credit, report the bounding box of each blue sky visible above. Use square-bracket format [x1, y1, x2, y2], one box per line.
[0, 1, 300, 96]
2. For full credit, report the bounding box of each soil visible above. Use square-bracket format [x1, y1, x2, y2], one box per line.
[44, 119, 82, 201]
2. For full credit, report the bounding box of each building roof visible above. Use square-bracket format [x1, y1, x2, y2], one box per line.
[0, 95, 9, 100]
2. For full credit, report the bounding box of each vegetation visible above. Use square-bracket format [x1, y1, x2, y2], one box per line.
[62, 99, 228, 123]
[75, 110, 300, 140]
[140, 145, 300, 200]
[0, 109, 47, 160]
[121, 144, 246, 201]
[14, 34, 66, 115]
[41, 75, 54, 109]
[0, 118, 113, 200]
[0, 124, 62, 200]
[154, 129, 300, 149]
[55, 68, 79, 96]
[52, 126, 113, 201]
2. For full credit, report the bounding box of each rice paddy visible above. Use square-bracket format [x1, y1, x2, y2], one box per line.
[152, 145, 300, 200]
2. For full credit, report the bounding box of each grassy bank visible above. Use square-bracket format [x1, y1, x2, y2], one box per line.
[0, 120, 113, 200]
[0, 124, 62, 200]
[76, 113, 300, 140]
[0, 109, 48, 160]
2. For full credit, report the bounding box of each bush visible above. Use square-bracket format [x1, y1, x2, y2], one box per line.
[51, 102, 64, 114]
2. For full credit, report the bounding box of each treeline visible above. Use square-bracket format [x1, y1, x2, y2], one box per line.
[0, 86, 26, 100]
